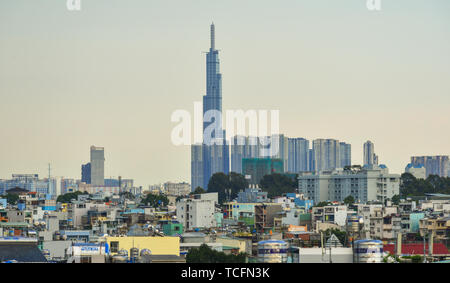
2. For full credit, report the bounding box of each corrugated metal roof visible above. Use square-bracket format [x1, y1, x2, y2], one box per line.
[384, 243, 450, 255]
[0, 243, 47, 263]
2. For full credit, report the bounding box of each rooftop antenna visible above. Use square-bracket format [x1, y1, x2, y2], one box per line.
[210, 22, 215, 50]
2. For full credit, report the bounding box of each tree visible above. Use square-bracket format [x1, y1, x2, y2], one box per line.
[56, 191, 85, 203]
[400, 173, 450, 197]
[186, 244, 246, 263]
[207, 172, 248, 204]
[141, 194, 169, 208]
[6, 194, 19, 205]
[391, 194, 401, 205]
[315, 201, 331, 207]
[343, 195, 355, 205]
[259, 173, 297, 198]
[324, 228, 347, 246]
[228, 172, 248, 198]
[190, 187, 206, 195]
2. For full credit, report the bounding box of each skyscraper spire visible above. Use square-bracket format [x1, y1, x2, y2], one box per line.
[210, 22, 215, 50]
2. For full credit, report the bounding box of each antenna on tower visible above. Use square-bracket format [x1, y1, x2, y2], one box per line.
[210, 22, 215, 50]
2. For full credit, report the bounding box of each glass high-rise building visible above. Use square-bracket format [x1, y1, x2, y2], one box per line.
[312, 139, 341, 172]
[340, 142, 352, 168]
[230, 136, 247, 174]
[410, 156, 449, 177]
[191, 144, 204, 191]
[363, 140, 378, 166]
[90, 146, 105, 186]
[287, 138, 310, 173]
[81, 163, 91, 184]
[242, 158, 284, 185]
[203, 23, 223, 139]
[191, 23, 229, 190]
[230, 136, 261, 174]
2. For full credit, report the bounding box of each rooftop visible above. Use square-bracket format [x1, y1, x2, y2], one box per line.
[384, 243, 450, 256]
[0, 241, 47, 263]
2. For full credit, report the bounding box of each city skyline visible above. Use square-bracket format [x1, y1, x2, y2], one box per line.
[1, 0, 450, 187]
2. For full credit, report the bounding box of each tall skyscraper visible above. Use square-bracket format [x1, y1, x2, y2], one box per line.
[81, 163, 91, 184]
[311, 139, 341, 172]
[268, 134, 289, 172]
[203, 23, 223, 139]
[340, 142, 352, 168]
[287, 138, 310, 173]
[242, 158, 284, 185]
[410, 156, 449, 177]
[230, 136, 247, 174]
[191, 23, 229, 189]
[363, 140, 378, 166]
[230, 135, 291, 175]
[230, 136, 264, 174]
[90, 146, 105, 186]
[191, 144, 203, 191]
[231, 135, 350, 174]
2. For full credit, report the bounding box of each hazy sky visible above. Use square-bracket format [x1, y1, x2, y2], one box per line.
[0, 0, 449, 187]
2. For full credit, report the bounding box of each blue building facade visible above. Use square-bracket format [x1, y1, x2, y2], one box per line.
[287, 138, 310, 173]
[81, 163, 91, 184]
[340, 142, 352, 168]
[192, 23, 230, 190]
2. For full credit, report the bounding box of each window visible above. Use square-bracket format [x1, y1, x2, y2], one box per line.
[110, 241, 119, 253]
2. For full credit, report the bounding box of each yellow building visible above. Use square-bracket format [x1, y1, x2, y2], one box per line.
[105, 236, 180, 256]
[215, 237, 249, 254]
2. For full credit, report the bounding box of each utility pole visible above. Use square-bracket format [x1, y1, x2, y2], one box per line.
[321, 231, 324, 262]
[423, 232, 427, 263]
[328, 231, 332, 263]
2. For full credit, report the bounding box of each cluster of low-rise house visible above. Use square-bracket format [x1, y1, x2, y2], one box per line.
[0, 181, 449, 263]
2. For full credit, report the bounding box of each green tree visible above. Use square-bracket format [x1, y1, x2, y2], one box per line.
[6, 194, 19, 205]
[391, 194, 401, 205]
[343, 195, 355, 205]
[400, 173, 450, 197]
[141, 194, 169, 208]
[315, 201, 331, 207]
[186, 244, 246, 263]
[324, 228, 347, 246]
[190, 187, 206, 195]
[56, 191, 85, 203]
[207, 172, 248, 204]
[259, 173, 297, 198]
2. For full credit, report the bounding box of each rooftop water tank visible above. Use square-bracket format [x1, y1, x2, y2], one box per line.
[257, 240, 288, 263]
[353, 239, 383, 263]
